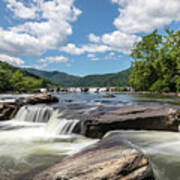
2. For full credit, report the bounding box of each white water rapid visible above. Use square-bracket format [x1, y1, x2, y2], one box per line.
[14, 105, 53, 123]
[0, 105, 98, 180]
[46, 110, 80, 136]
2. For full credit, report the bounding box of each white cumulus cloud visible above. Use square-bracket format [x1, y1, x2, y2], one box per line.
[112, 0, 180, 34]
[39, 56, 69, 63]
[85, 0, 180, 57]
[102, 31, 141, 54]
[60, 43, 84, 55]
[0, 54, 24, 66]
[88, 33, 100, 43]
[60, 44, 112, 55]
[0, 0, 81, 57]
[5, 0, 38, 19]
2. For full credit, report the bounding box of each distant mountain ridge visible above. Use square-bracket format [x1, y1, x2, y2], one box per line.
[26, 68, 131, 87]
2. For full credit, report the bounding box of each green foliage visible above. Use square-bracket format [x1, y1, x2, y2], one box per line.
[0, 61, 54, 93]
[130, 28, 180, 92]
[0, 66, 12, 92]
[26, 69, 80, 87]
[116, 87, 127, 92]
[27, 68, 131, 87]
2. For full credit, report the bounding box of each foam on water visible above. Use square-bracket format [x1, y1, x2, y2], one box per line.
[0, 120, 98, 180]
[0, 106, 97, 161]
[46, 118, 80, 136]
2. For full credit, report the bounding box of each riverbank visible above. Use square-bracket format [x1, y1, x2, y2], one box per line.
[128, 91, 180, 97]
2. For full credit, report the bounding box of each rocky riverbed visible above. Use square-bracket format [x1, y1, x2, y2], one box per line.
[1, 93, 180, 179]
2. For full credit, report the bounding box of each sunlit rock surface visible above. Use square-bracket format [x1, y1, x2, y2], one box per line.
[83, 105, 180, 138]
[33, 133, 154, 180]
[26, 93, 59, 105]
[61, 105, 180, 138]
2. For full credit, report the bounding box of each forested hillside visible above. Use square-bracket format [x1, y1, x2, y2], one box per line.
[77, 69, 131, 87]
[27, 68, 131, 87]
[27, 68, 81, 87]
[0, 61, 53, 92]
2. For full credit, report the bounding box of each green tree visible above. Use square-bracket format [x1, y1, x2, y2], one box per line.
[130, 28, 180, 92]
[0, 67, 12, 92]
[11, 70, 25, 91]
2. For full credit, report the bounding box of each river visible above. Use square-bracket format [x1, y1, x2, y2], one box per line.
[0, 93, 180, 180]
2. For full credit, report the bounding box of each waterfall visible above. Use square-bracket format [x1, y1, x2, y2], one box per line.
[14, 105, 81, 135]
[45, 110, 80, 135]
[14, 105, 53, 123]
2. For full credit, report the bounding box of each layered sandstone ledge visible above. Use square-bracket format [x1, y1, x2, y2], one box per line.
[83, 106, 180, 138]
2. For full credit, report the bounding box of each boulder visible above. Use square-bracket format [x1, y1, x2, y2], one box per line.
[33, 133, 154, 180]
[0, 102, 19, 120]
[26, 93, 59, 105]
[83, 105, 180, 138]
[64, 99, 74, 103]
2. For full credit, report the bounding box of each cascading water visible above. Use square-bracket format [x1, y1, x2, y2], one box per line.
[5, 105, 81, 136]
[15, 105, 53, 123]
[45, 110, 80, 136]
[0, 103, 97, 180]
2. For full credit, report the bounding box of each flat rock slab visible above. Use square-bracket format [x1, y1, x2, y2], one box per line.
[33, 133, 155, 180]
[62, 105, 180, 138]
[83, 105, 180, 138]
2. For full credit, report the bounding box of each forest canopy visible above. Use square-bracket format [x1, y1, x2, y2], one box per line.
[0, 61, 53, 93]
[129, 28, 180, 92]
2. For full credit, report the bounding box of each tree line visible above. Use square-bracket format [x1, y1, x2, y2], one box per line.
[129, 28, 180, 92]
[0, 62, 53, 93]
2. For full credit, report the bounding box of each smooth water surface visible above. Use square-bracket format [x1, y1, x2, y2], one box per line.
[106, 130, 180, 180]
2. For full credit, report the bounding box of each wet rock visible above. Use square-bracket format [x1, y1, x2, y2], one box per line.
[64, 99, 74, 103]
[0, 102, 19, 120]
[103, 94, 116, 98]
[26, 93, 59, 105]
[0, 94, 59, 121]
[33, 133, 154, 180]
[83, 105, 180, 138]
[81, 87, 89, 93]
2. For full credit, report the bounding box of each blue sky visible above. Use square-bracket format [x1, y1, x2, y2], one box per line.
[0, 0, 180, 76]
